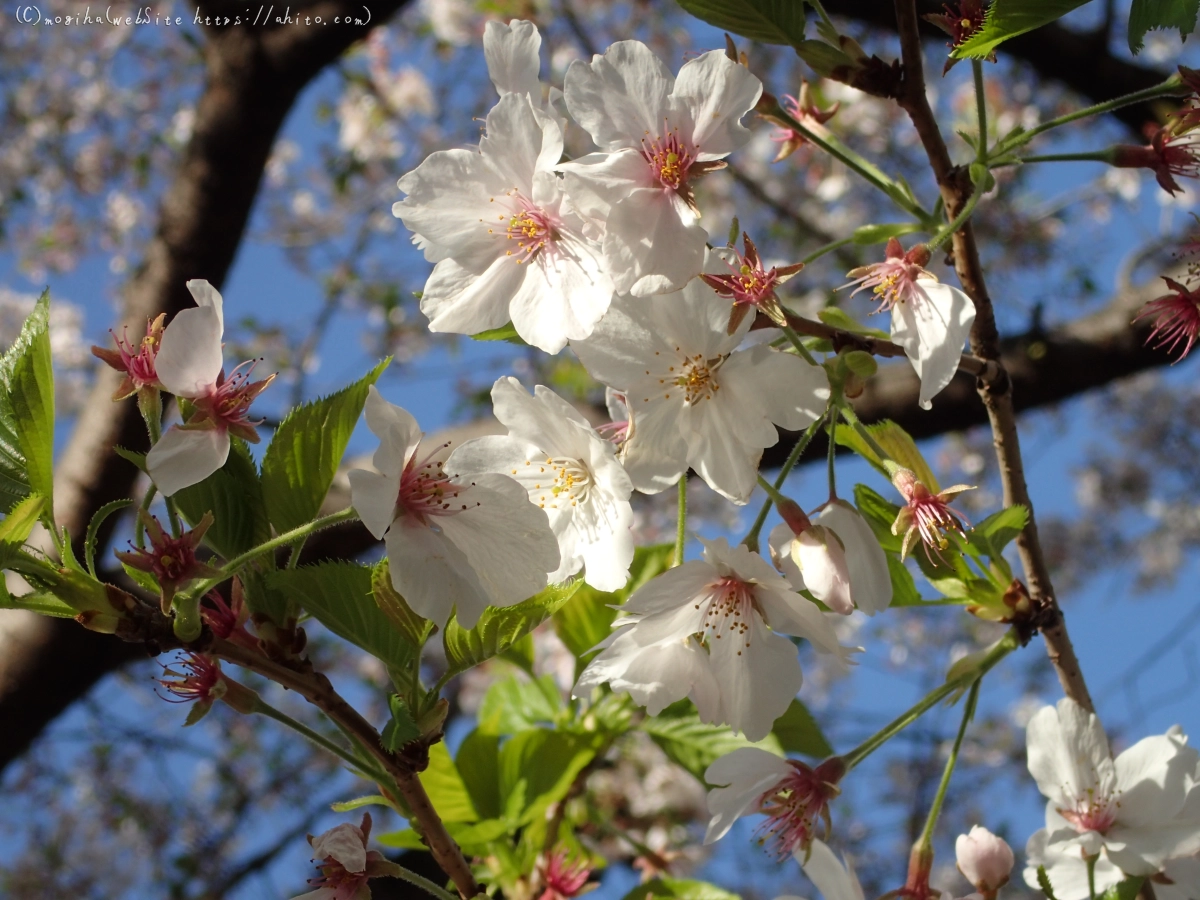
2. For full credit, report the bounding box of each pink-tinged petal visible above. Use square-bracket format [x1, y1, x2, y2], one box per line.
[384, 518, 491, 629]
[768, 523, 805, 585]
[185, 279, 224, 333]
[483, 19, 542, 98]
[363, 385, 422, 479]
[703, 746, 792, 843]
[705, 615, 802, 740]
[817, 502, 892, 615]
[311, 824, 368, 873]
[146, 425, 231, 497]
[421, 256, 525, 339]
[700, 535, 789, 587]
[563, 40, 675, 151]
[792, 526, 853, 615]
[890, 280, 975, 410]
[671, 50, 761, 159]
[604, 190, 707, 296]
[156, 306, 223, 398]
[348, 468, 400, 541]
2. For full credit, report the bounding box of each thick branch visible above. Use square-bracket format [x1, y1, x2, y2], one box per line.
[892, 0, 1094, 712]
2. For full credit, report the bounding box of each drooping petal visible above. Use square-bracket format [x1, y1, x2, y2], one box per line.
[384, 518, 492, 628]
[155, 306, 223, 398]
[363, 385, 422, 479]
[146, 425, 231, 497]
[348, 468, 401, 540]
[185, 278, 224, 334]
[800, 841, 867, 900]
[484, 19, 542, 99]
[670, 50, 762, 159]
[890, 279, 975, 410]
[703, 746, 792, 843]
[816, 501, 892, 615]
[563, 40, 675, 152]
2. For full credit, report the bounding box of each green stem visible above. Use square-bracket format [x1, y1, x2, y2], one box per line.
[763, 98, 930, 221]
[375, 861, 461, 900]
[172, 593, 203, 642]
[801, 236, 855, 265]
[780, 324, 820, 366]
[756, 474, 792, 509]
[973, 60, 988, 164]
[1087, 855, 1098, 900]
[1009, 151, 1114, 166]
[135, 483, 159, 549]
[997, 75, 1184, 155]
[186, 507, 359, 598]
[253, 697, 391, 783]
[928, 181, 985, 253]
[287, 535, 308, 569]
[839, 405, 898, 474]
[843, 629, 1017, 769]
[915, 678, 980, 851]
[674, 475, 688, 567]
[164, 495, 183, 539]
[743, 412, 829, 551]
[826, 413, 838, 500]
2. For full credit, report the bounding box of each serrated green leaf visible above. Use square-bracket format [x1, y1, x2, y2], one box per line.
[84, 498, 133, 578]
[817, 306, 891, 340]
[498, 729, 599, 824]
[885, 555, 927, 606]
[641, 702, 782, 782]
[792, 40, 855, 77]
[470, 322, 528, 345]
[0, 291, 53, 518]
[771, 698, 833, 757]
[1099, 877, 1145, 900]
[330, 795, 392, 813]
[835, 419, 938, 490]
[0, 493, 45, 547]
[381, 694, 421, 752]
[261, 359, 388, 534]
[1037, 865, 1058, 900]
[1129, 0, 1198, 52]
[0, 590, 77, 617]
[377, 818, 510, 854]
[265, 562, 420, 674]
[457, 729, 502, 820]
[477, 674, 562, 736]
[623, 878, 741, 900]
[675, 0, 805, 45]
[371, 558, 434, 649]
[953, 0, 1093, 59]
[853, 484, 903, 553]
[420, 742, 479, 824]
[973, 504, 1028, 552]
[174, 438, 269, 560]
[554, 543, 673, 663]
[442, 578, 582, 677]
[851, 222, 923, 246]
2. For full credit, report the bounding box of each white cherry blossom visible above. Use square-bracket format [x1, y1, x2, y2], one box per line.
[447, 376, 635, 591]
[571, 273, 829, 504]
[573, 537, 852, 741]
[348, 386, 560, 629]
[293, 814, 382, 900]
[956, 825, 1015, 895]
[393, 91, 612, 353]
[768, 500, 892, 615]
[1021, 697, 1200, 896]
[146, 279, 274, 497]
[558, 41, 761, 295]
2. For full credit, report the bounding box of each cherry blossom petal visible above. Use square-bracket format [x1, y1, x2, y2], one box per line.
[363, 385, 422, 479]
[619, 396, 689, 495]
[816, 502, 892, 615]
[421, 256, 527, 338]
[557, 149, 651, 224]
[684, 395, 763, 503]
[384, 517, 493, 629]
[1113, 734, 1193, 827]
[768, 522, 805, 586]
[563, 40, 675, 151]
[579, 509, 635, 591]
[791, 526, 853, 615]
[311, 824, 368, 873]
[146, 425, 231, 497]
[801, 840, 867, 900]
[574, 624, 713, 715]
[621, 560, 718, 617]
[603, 189, 707, 296]
[155, 306, 224, 398]
[703, 746, 792, 843]
[890, 279, 975, 410]
[478, 93, 562, 200]
[347, 468, 401, 541]
[705, 614, 802, 740]
[670, 50, 761, 159]
[185, 278, 224, 334]
[1026, 698, 1112, 811]
[484, 19, 542, 98]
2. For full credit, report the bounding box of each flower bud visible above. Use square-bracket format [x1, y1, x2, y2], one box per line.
[774, 497, 812, 536]
[955, 825, 1014, 896]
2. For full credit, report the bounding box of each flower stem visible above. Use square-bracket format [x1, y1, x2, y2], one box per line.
[674, 475, 688, 567]
[185, 507, 360, 598]
[842, 629, 1017, 770]
[135, 483, 159, 549]
[780, 324, 821, 366]
[838, 404, 898, 474]
[1009, 151, 1115, 166]
[743, 412, 829, 552]
[801, 236, 855, 265]
[973, 60, 988, 164]
[1087, 855, 1098, 900]
[915, 678, 980, 851]
[375, 861, 461, 900]
[826, 413, 838, 500]
[928, 180, 986, 253]
[253, 697, 391, 783]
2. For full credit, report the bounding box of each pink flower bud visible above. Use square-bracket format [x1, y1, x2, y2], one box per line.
[775, 497, 812, 536]
[955, 825, 1014, 895]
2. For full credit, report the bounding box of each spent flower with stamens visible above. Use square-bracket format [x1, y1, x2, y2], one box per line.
[770, 81, 839, 162]
[925, 0, 994, 73]
[294, 814, 389, 900]
[200, 583, 259, 651]
[1112, 125, 1200, 196]
[91, 313, 165, 400]
[702, 233, 804, 332]
[845, 238, 934, 313]
[158, 652, 258, 724]
[115, 511, 220, 611]
[538, 848, 594, 900]
[1174, 65, 1200, 132]
[1134, 277, 1200, 361]
[890, 468, 973, 561]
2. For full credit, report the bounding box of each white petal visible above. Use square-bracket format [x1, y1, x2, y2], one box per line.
[623, 559, 717, 617]
[578, 504, 635, 592]
[792, 526, 854, 615]
[146, 425, 230, 497]
[720, 343, 829, 433]
[420, 257, 521, 338]
[311, 823, 367, 873]
[706, 614, 802, 740]
[363, 385, 422, 479]
[478, 93, 562, 200]
[670, 50, 761, 159]
[816, 502, 892, 615]
[348, 468, 400, 540]
[574, 627, 709, 715]
[394, 148, 508, 264]
[703, 746, 791, 843]
[604, 190, 707, 296]
[1112, 733, 1191, 827]
[621, 395, 689, 495]
[384, 519, 491, 629]
[683, 394, 763, 504]
[156, 306, 223, 397]
[754, 585, 851, 663]
[768, 523, 805, 585]
[801, 841, 866, 900]
[890, 280, 975, 410]
[1026, 698, 1111, 811]
[484, 19, 541, 98]
[185, 278, 224, 334]
[563, 40, 674, 151]
[557, 149, 650, 224]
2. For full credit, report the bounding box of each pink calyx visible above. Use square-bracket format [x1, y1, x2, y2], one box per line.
[189, 359, 276, 443]
[1134, 277, 1200, 361]
[755, 757, 846, 857]
[845, 238, 934, 313]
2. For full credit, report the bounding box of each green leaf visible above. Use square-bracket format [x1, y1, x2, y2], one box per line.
[260, 359, 388, 534]
[1129, 0, 1198, 52]
[554, 543, 673, 662]
[330, 795, 393, 813]
[371, 558, 434, 649]
[420, 742, 479, 824]
[772, 699, 833, 757]
[835, 419, 938, 490]
[0, 590, 77, 617]
[0, 290, 54, 518]
[623, 878, 741, 900]
[265, 563, 420, 674]
[1036, 865, 1059, 900]
[792, 40, 856, 78]
[381, 694, 421, 752]
[477, 674, 562, 736]
[885, 555, 927, 607]
[1099, 877, 1145, 900]
[953, 0, 1093, 59]
[0, 493, 45, 547]
[852, 222, 923, 245]
[498, 729, 599, 824]
[84, 498, 133, 578]
[853, 484, 903, 554]
[174, 438, 270, 560]
[378, 819, 511, 854]
[817, 306, 890, 341]
[972, 504, 1029, 554]
[456, 729, 503, 820]
[641, 702, 783, 782]
[675, 0, 805, 45]
[470, 322, 528, 345]
[442, 578, 582, 677]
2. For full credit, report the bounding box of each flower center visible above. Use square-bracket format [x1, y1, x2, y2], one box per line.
[642, 129, 694, 190]
[698, 576, 757, 655]
[1058, 785, 1120, 835]
[754, 760, 836, 857]
[192, 360, 274, 435]
[534, 456, 593, 510]
[397, 448, 476, 526]
[487, 194, 560, 264]
[673, 353, 722, 405]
